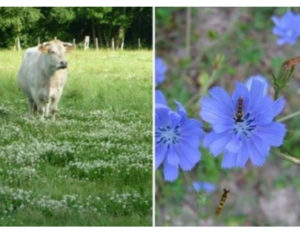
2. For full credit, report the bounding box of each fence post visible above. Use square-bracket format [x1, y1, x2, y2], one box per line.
[112, 38, 115, 51]
[37, 37, 40, 45]
[138, 38, 141, 50]
[73, 38, 76, 50]
[121, 38, 124, 51]
[95, 37, 99, 50]
[84, 36, 90, 51]
[15, 37, 21, 51]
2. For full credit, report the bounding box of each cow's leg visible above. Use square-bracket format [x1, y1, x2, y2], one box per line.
[44, 101, 51, 118]
[38, 106, 46, 121]
[50, 92, 62, 121]
[34, 98, 46, 121]
[27, 98, 35, 117]
[33, 102, 37, 115]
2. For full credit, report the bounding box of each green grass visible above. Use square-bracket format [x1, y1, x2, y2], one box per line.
[0, 49, 152, 226]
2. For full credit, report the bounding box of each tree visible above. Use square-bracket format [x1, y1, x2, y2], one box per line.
[0, 7, 41, 47]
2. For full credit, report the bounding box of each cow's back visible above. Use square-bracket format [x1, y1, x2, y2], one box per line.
[17, 46, 41, 98]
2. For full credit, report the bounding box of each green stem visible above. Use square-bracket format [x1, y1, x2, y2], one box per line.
[274, 87, 280, 100]
[277, 110, 300, 122]
[278, 153, 300, 165]
[186, 7, 191, 58]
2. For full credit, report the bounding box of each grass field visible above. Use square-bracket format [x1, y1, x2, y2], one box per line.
[0, 49, 152, 226]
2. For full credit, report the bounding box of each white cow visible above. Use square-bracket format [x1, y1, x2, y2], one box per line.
[17, 39, 73, 121]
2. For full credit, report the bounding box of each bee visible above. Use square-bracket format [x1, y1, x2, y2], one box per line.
[235, 96, 243, 122]
[215, 188, 230, 216]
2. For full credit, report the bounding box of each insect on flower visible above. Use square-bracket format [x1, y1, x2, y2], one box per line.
[200, 79, 286, 168]
[215, 188, 230, 216]
[235, 96, 244, 122]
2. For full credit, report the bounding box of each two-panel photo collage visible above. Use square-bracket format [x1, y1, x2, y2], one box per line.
[1, 6, 300, 227]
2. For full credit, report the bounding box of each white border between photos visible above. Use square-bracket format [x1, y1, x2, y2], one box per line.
[152, 6, 156, 228]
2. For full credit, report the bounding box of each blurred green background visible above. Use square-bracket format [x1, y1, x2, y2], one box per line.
[155, 7, 300, 226]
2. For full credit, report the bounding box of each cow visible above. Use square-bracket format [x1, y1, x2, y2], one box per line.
[17, 39, 74, 121]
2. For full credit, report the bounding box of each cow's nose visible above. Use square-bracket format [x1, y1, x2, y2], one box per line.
[60, 61, 68, 68]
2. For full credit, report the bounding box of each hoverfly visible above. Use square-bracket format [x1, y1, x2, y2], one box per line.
[235, 96, 243, 122]
[215, 188, 230, 216]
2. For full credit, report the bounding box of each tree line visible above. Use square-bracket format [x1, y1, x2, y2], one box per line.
[0, 7, 153, 49]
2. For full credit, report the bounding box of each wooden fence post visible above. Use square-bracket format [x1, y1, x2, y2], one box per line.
[73, 38, 76, 50]
[84, 36, 90, 51]
[138, 38, 141, 50]
[95, 37, 99, 50]
[121, 38, 124, 50]
[37, 37, 40, 45]
[112, 38, 115, 51]
[15, 37, 21, 51]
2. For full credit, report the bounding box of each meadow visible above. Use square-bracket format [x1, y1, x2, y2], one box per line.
[0, 49, 152, 226]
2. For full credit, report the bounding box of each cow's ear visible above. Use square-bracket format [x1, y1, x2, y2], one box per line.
[38, 42, 50, 53]
[63, 43, 74, 52]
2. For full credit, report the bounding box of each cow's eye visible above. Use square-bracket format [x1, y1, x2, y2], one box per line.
[50, 50, 56, 54]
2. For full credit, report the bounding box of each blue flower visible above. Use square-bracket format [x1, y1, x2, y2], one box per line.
[156, 101, 205, 181]
[272, 10, 300, 46]
[155, 57, 168, 87]
[245, 74, 269, 96]
[192, 181, 216, 193]
[200, 79, 286, 168]
[155, 90, 167, 106]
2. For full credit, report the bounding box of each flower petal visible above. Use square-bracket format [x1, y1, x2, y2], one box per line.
[180, 119, 204, 138]
[155, 144, 167, 169]
[155, 90, 167, 105]
[251, 96, 274, 125]
[163, 161, 179, 182]
[232, 81, 249, 101]
[273, 97, 285, 117]
[175, 101, 187, 121]
[175, 143, 200, 170]
[213, 121, 235, 133]
[225, 134, 242, 153]
[221, 152, 237, 169]
[200, 96, 233, 124]
[155, 104, 171, 127]
[255, 122, 286, 147]
[192, 181, 216, 193]
[245, 136, 269, 166]
[166, 145, 180, 167]
[168, 110, 181, 128]
[249, 78, 267, 98]
[208, 86, 235, 113]
[206, 132, 232, 157]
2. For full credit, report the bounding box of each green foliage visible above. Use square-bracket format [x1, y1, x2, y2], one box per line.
[156, 7, 178, 29]
[0, 7, 41, 47]
[49, 7, 76, 24]
[236, 39, 264, 65]
[0, 7, 152, 49]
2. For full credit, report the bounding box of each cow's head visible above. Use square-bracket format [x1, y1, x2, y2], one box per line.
[38, 39, 74, 70]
